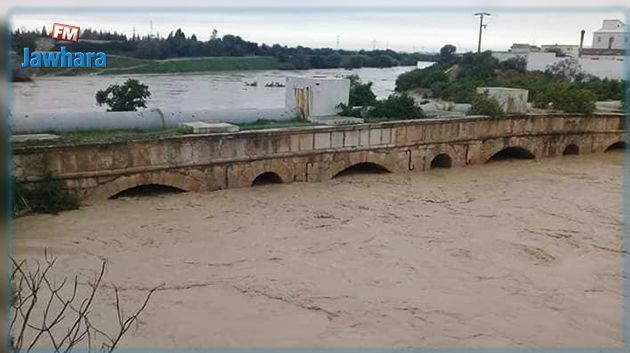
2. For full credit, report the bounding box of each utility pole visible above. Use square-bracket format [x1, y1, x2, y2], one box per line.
[474, 12, 491, 53]
[336, 35, 340, 50]
[372, 39, 376, 50]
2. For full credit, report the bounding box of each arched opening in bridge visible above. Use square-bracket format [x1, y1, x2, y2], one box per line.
[563, 144, 579, 156]
[487, 147, 535, 163]
[333, 162, 390, 178]
[605, 141, 626, 152]
[430, 154, 452, 169]
[252, 172, 283, 186]
[110, 184, 185, 199]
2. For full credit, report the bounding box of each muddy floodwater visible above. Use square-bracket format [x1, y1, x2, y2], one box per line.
[12, 65, 426, 114]
[13, 152, 624, 348]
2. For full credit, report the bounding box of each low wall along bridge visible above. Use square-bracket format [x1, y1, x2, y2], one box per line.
[12, 114, 626, 203]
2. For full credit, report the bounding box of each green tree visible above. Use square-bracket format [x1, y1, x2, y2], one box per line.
[323, 53, 342, 68]
[367, 93, 424, 121]
[347, 55, 365, 69]
[95, 79, 151, 112]
[440, 44, 456, 59]
[545, 58, 584, 82]
[457, 51, 499, 81]
[395, 66, 449, 92]
[346, 74, 377, 106]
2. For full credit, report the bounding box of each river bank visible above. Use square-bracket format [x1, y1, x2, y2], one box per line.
[14, 53, 434, 79]
[13, 152, 624, 348]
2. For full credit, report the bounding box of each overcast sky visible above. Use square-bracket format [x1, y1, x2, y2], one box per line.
[4, 1, 628, 52]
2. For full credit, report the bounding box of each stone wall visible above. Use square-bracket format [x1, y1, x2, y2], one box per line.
[12, 114, 625, 203]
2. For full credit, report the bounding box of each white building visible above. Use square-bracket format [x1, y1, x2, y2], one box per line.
[592, 19, 628, 50]
[491, 19, 626, 79]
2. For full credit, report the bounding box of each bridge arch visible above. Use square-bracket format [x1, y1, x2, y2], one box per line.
[85, 171, 204, 202]
[251, 171, 283, 186]
[487, 146, 536, 163]
[605, 141, 626, 151]
[332, 162, 391, 178]
[563, 144, 580, 155]
[329, 152, 397, 179]
[430, 153, 453, 169]
[242, 162, 293, 187]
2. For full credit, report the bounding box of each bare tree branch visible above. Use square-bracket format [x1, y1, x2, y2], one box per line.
[10, 250, 158, 353]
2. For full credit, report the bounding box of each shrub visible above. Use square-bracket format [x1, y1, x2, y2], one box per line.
[576, 76, 625, 101]
[439, 78, 485, 104]
[14, 175, 79, 215]
[337, 103, 367, 118]
[96, 78, 151, 111]
[533, 81, 596, 114]
[395, 66, 449, 92]
[498, 56, 527, 73]
[457, 51, 499, 81]
[366, 93, 424, 121]
[499, 74, 554, 102]
[468, 93, 505, 118]
[346, 74, 377, 107]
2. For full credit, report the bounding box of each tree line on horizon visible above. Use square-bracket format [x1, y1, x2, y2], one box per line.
[11, 27, 441, 70]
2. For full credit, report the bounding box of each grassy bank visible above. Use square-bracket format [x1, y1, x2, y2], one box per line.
[13, 119, 316, 147]
[13, 128, 193, 147]
[236, 118, 314, 130]
[22, 55, 281, 77]
[102, 56, 280, 75]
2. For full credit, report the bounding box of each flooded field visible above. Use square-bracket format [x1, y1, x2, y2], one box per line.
[13, 152, 624, 348]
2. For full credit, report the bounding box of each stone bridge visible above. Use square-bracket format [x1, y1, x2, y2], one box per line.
[12, 114, 626, 203]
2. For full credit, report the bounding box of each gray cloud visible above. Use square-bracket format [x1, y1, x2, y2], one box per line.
[6, 1, 627, 52]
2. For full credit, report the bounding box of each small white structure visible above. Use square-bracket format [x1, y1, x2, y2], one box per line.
[476, 87, 528, 114]
[592, 19, 628, 50]
[285, 76, 350, 120]
[180, 121, 239, 134]
[540, 44, 580, 58]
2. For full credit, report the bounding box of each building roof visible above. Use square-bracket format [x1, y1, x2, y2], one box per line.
[580, 48, 626, 56]
[595, 19, 627, 33]
[594, 28, 628, 33]
[541, 44, 578, 47]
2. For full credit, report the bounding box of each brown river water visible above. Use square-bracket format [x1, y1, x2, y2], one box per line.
[13, 152, 624, 348]
[12, 66, 426, 114]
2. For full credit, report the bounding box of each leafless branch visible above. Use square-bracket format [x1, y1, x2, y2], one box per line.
[10, 250, 159, 353]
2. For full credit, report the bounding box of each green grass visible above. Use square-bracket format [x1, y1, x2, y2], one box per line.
[106, 55, 151, 69]
[14, 119, 318, 147]
[236, 118, 314, 131]
[102, 56, 280, 75]
[14, 175, 79, 215]
[14, 127, 193, 147]
[27, 55, 280, 76]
